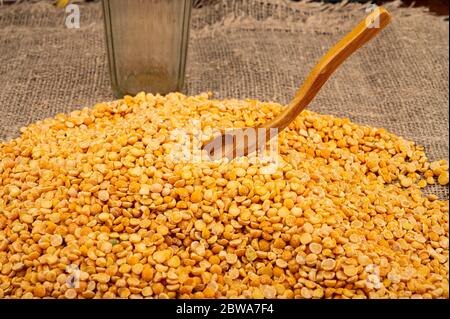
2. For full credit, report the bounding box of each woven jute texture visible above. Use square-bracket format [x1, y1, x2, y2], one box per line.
[0, 0, 448, 198]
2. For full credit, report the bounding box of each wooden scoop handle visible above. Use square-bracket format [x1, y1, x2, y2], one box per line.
[202, 7, 391, 161]
[261, 6, 392, 131]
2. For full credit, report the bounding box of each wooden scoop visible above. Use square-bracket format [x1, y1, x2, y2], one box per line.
[202, 6, 391, 161]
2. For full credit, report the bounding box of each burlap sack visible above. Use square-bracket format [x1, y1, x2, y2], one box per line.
[0, 0, 448, 198]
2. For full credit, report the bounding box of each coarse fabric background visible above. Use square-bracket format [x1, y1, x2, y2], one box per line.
[0, 0, 448, 198]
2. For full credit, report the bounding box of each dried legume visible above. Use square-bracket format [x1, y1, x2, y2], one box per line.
[0, 92, 447, 299]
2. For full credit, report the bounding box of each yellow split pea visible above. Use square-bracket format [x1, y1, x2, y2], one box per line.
[0, 92, 448, 299]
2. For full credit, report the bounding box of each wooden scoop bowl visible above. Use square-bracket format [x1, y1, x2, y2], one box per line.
[202, 6, 391, 161]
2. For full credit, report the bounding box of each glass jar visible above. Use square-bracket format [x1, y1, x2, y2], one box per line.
[102, 0, 192, 97]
